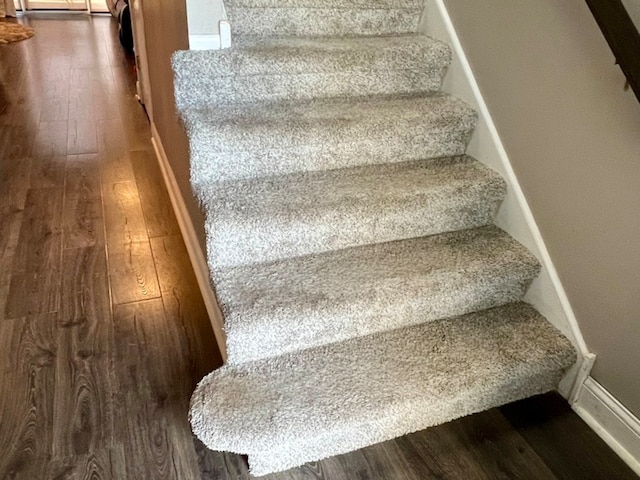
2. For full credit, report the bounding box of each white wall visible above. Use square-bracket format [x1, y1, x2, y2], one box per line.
[186, 0, 225, 35]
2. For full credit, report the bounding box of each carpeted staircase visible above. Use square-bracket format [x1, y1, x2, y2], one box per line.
[171, 0, 577, 475]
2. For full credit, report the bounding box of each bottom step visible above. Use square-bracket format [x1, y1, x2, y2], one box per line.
[190, 302, 576, 476]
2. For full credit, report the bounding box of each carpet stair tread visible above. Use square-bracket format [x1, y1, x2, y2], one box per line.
[172, 35, 451, 108]
[216, 226, 540, 363]
[226, 0, 425, 8]
[184, 93, 477, 185]
[225, 0, 424, 37]
[172, 0, 581, 474]
[190, 302, 576, 475]
[204, 156, 507, 268]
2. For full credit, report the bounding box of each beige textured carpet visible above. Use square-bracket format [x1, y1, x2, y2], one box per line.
[171, 0, 578, 475]
[0, 21, 34, 45]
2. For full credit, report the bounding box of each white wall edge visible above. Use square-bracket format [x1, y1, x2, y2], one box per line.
[424, 0, 593, 401]
[574, 377, 640, 476]
[150, 123, 228, 361]
[189, 34, 221, 51]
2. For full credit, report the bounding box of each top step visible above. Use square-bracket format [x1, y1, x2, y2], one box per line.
[225, 0, 424, 37]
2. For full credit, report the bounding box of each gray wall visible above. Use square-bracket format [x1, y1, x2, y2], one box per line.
[139, 0, 207, 253]
[443, 0, 640, 416]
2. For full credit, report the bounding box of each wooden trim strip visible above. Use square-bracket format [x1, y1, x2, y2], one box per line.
[586, 0, 640, 102]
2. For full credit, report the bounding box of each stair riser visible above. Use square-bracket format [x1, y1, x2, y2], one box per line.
[189, 125, 475, 185]
[172, 38, 451, 108]
[228, 8, 422, 37]
[207, 184, 505, 268]
[223, 271, 537, 364]
[177, 68, 447, 108]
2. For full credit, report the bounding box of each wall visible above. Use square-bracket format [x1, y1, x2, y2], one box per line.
[442, 0, 640, 417]
[139, 0, 207, 253]
[186, 0, 225, 35]
[622, 0, 640, 30]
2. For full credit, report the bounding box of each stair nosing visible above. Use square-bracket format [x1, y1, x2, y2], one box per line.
[215, 226, 541, 362]
[191, 302, 576, 455]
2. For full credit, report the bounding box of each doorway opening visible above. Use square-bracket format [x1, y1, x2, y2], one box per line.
[15, 0, 108, 13]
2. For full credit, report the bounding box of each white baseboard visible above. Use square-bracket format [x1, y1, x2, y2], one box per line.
[573, 377, 640, 476]
[150, 123, 228, 361]
[422, 0, 594, 400]
[189, 34, 221, 50]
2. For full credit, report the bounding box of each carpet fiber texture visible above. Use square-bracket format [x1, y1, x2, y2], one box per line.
[0, 21, 34, 45]
[172, 0, 577, 475]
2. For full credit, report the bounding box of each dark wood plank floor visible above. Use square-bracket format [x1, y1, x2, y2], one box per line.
[0, 13, 637, 480]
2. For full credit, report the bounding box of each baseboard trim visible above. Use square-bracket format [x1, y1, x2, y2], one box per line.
[189, 33, 221, 50]
[573, 377, 640, 476]
[150, 123, 228, 361]
[424, 0, 594, 400]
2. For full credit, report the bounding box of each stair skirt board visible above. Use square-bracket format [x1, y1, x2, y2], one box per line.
[171, 0, 578, 475]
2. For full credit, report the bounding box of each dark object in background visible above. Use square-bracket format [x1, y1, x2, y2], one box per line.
[110, 0, 133, 52]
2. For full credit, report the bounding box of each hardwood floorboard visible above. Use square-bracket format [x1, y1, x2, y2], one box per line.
[389, 432, 486, 480]
[151, 234, 222, 377]
[501, 393, 640, 480]
[36, 57, 71, 123]
[96, 120, 135, 183]
[442, 408, 557, 479]
[10, 187, 63, 274]
[68, 88, 96, 121]
[93, 92, 123, 122]
[5, 188, 63, 319]
[0, 209, 22, 318]
[39, 90, 70, 124]
[112, 300, 202, 479]
[54, 246, 114, 458]
[29, 153, 66, 189]
[131, 149, 181, 238]
[2, 88, 41, 131]
[0, 123, 35, 161]
[5, 271, 61, 320]
[107, 239, 161, 305]
[341, 441, 423, 480]
[0, 152, 30, 316]
[0, 143, 31, 210]
[33, 120, 69, 158]
[67, 117, 98, 155]
[119, 96, 151, 151]
[103, 180, 160, 303]
[41, 447, 128, 480]
[0, 314, 58, 479]
[63, 154, 105, 249]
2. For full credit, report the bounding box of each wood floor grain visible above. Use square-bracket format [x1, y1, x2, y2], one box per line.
[63, 155, 105, 249]
[55, 246, 113, 459]
[5, 187, 63, 319]
[501, 394, 640, 480]
[102, 180, 161, 304]
[131, 149, 181, 238]
[0, 314, 58, 479]
[0, 13, 637, 480]
[112, 300, 202, 479]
